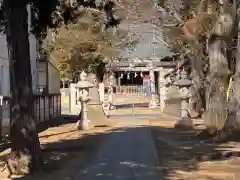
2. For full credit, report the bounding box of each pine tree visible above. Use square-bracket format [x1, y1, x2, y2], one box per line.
[0, 0, 120, 175]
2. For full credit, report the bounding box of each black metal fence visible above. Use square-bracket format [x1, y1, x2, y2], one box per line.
[0, 93, 61, 138]
[34, 93, 61, 124]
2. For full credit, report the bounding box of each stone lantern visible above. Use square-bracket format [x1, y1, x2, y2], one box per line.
[173, 70, 193, 129]
[75, 71, 94, 130]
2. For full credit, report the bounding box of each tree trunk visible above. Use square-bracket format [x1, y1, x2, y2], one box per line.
[5, 1, 42, 175]
[204, 1, 236, 130]
[233, 4, 240, 128]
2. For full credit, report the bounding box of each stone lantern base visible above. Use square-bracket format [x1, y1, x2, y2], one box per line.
[109, 104, 116, 110]
[76, 118, 94, 130]
[174, 117, 193, 129]
[76, 100, 94, 130]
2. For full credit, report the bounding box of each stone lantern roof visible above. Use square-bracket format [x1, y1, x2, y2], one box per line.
[75, 71, 94, 89]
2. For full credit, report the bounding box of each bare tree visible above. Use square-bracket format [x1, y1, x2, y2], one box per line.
[204, 0, 236, 130]
[118, 0, 238, 130]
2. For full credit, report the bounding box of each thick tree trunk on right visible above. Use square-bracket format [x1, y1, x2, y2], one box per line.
[204, 1, 236, 130]
[5, 1, 43, 176]
[233, 6, 240, 128]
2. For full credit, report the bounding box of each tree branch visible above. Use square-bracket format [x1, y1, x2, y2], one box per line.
[155, 4, 183, 24]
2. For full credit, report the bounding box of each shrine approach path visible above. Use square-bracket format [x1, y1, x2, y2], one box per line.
[73, 118, 163, 180]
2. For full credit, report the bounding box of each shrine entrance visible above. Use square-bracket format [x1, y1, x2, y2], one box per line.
[104, 70, 161, 117]
[103, 56, 179, 117]
[114, 71, 159, 102]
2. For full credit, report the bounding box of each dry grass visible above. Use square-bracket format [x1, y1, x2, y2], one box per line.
[150, 118, 240, 180]
[0, 121, 112, 180]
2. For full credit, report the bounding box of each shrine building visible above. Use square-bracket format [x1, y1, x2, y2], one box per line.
[104, 55, 180, 93]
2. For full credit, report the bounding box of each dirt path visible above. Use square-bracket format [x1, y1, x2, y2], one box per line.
[74, 117, 162, 180]
[0, 120, 113, 180]
[151, 117, 240, 180]
[3, 114, 240, 180]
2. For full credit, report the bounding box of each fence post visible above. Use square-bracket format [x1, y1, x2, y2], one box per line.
[59, 94, 61, 116]
[0, 98, 2, 137]
[51, 95, 54, 119]
[52, 95, 55, 118]
[43, 96, 46, 121]
[56, 95, 58, 116]
[48, 95, 51, 121]
[38, 97, 40, 123]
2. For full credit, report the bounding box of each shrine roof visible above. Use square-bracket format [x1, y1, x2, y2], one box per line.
[106, 55, 179, 71]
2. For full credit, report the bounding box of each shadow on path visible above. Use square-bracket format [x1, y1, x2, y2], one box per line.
[152, 125, 240, 179]
[1, 114, 240, 180]
[0, 115, 79, 153]
[114, 103, 150, 109]
[11, 120, 240, 180]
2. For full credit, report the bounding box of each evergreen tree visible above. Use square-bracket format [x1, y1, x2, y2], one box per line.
[0, 0, 120, 175]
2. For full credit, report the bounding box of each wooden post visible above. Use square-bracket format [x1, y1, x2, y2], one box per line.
[149, 62, 157, 108]
[158, 67, 166, 113]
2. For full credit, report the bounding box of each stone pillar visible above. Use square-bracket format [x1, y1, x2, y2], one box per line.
[117, 75, 121, 86]
[158, 67, 166, 113]
[108, 72, 116, 110]
[149, 62, 157, 108]
[98, 82, 105, 103]
[69, 83, 80, 115]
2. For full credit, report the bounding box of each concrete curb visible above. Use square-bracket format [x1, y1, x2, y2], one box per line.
[149, 120, 160, 167]
[148, 121, 165, 178]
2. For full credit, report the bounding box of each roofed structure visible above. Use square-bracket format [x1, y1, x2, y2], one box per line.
[106, 54, 180, 72]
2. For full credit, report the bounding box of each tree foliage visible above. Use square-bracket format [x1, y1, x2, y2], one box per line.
[122, 0, 238, 126]
[0, 0, 124, 176]
[42, 7, 133, 78]
[156, 0, 238, 128]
